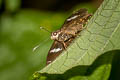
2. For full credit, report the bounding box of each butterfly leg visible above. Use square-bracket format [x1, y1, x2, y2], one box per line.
[62, 42, 67, 49]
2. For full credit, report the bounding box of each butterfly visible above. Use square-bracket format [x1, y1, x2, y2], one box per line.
[47, 8, 92, 65]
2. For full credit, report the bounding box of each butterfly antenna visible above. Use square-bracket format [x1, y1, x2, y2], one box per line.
[33, 45, 40, 52]
[40, 27, 51, 33]
[32, 38, 50, 52]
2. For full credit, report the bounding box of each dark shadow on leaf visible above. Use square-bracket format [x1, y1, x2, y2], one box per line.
[109, 51, 120, 80]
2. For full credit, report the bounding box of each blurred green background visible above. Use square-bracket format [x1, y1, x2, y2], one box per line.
[0, 0, 102, 80]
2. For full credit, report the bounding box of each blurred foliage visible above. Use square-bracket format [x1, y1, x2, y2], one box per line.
[0, 0, 2, 8]
[0, 9, 66, 80]
[4, 0, 21, 12]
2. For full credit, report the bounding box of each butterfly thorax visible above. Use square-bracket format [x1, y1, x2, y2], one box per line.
[51, 30, 73, 42]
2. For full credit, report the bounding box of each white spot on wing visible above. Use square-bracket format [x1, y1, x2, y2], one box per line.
[50, 48, 62, 53]
[47, 61, 52, 63]
[67, 15, 78, 21]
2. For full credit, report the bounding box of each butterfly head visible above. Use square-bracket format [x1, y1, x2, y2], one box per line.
[51, 30, 61, 40]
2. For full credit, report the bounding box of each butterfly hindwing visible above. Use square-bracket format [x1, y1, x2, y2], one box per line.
[47, 37, 74, 65]
[47, 41, 64, 64]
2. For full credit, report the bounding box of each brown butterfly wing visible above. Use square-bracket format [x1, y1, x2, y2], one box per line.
[47, 38, 74, 65]
[64, 9, 88, 23]
[61, 9, 91, 35]
[47, 41, 64, 65]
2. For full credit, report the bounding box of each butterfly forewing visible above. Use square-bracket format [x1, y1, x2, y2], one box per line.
[62, 9, 89, 27]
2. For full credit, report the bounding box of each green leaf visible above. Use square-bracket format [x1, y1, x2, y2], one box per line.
[33, 51, 115, 80]
[34, 0, 120, 79]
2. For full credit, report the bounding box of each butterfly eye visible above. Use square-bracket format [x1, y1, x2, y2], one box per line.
[53, 32, 57, 36]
